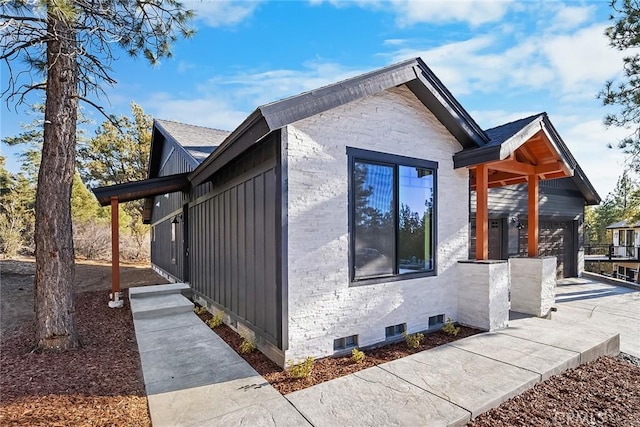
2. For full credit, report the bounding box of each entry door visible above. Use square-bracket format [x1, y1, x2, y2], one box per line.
[488, 219, 505, 260]
[519, 220, 575, 278]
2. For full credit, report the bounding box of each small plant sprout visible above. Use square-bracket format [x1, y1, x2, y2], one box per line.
[287, 357, 315, 378]
[443, 318, 460, 336]
[193, 305, 207, 315]
[402, 331, 424, 349]
[351, 348, 365, 364]
[206, 312, 224, 329]
[239, 337, 256, 354]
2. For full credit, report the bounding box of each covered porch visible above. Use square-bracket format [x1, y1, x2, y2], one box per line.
[92, 173, 190, 307]
[453, 114, 575, 330]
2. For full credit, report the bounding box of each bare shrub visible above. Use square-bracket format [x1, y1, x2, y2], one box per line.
[73, 221, 111, 260]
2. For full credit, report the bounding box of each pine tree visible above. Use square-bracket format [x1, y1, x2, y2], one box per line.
[1, 1, 194, 351]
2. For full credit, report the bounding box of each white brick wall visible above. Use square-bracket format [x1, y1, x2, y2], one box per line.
[457, 261, 510, 331]
[284, 85, 469, 363]
[510, 257, 556, 317]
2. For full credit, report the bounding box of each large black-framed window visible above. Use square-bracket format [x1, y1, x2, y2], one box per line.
[347, 147, 437, 284]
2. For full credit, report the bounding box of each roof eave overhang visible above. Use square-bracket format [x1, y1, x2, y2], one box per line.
[188, 111, 270, 187]
[188, 58, 490, 186]
[91, 173, 190, 206]
[454, 115, 549, 169]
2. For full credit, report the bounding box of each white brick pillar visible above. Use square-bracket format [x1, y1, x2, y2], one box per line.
[510, 256, 556, 317]
[457, 260, 510, 331]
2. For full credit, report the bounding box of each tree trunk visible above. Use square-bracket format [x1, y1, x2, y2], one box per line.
[34, 10, 80, 351]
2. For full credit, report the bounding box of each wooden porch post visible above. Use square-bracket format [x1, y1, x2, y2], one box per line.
[476, 164, 489, 260]
[109, 196, 123, 308]
[528, 174, 539, 257]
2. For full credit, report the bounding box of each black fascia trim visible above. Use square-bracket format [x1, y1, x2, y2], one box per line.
[346, 146, 439, 286]
[453, 145, 502, 169]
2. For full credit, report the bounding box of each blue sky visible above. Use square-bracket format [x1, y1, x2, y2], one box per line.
[0, 0, 634, 198]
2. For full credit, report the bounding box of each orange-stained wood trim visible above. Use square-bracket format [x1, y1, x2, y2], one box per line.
[528, 174, 539, 257]
[476, 164, 489, 260]
[535, 161, 568, 176]
[470, 176, 529, 190]
[489, 159, 535, 175]
[517, 144, 536, 164]
[111, 196, 120, 298]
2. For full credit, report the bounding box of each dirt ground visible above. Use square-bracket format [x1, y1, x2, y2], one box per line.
[0, 257, 168, 338]
[0, 257, 167, 427]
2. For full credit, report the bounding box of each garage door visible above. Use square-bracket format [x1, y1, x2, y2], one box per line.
[519, 220, 574, 278]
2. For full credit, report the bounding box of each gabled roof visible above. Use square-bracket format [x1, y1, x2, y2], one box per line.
[483, 114, 542, 148]
[607, 220, 640, 229]
[149, 120, 230, 178]
[454, 113, 601, 205]
[189, 57, 490, 186]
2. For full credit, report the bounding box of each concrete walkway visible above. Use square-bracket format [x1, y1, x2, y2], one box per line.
[130, 281, 624, 427]
[553, 275, 640, 357]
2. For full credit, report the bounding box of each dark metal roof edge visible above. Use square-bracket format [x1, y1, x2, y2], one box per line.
[258, 59, 419, 129]
[188, 57, 492, 183]
[413, 58, 489, 146]
[188, 110, 268, 185]
[258, 57, 488, 147]
[91, 173, 190, 206]
[453, 144, 502, 168]
[455, 114, 547, 169]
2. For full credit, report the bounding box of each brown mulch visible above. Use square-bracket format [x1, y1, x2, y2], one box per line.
[469, 354, 640, 426]
[196, 309, 481, 394]
[0, 291, 150, 427]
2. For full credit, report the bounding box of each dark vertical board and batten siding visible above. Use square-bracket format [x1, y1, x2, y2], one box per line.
[189, 135, 283, 348]
[150, 135, 194, 280]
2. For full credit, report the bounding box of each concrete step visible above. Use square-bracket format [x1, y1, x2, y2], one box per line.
[129, 282, 191, 299]
[131, 293, 194, 320]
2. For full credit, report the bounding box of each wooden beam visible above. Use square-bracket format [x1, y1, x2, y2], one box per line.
[471, 176, 529, 190]
[488, 159, 535, 175]
[528, 174, 539, 257]
[517, 143, 536, 164]
[110, 196, 121, 306]
[476, 164, 489, 260]
[534, 161, 566, 175]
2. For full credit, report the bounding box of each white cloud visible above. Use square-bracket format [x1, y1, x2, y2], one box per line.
[543, 24, 625, 95]
[552, 116, 631, 198]
[312, 0, 512, 27]
[145, 93, 248, 131]
[186, 0, 262, 27]
[390, 0, 514, 27]
[143, 61, 368, 131]
[548, 4, 595, 32]
[204, 60, 368, 107]
[382, 19, 625, 102]
[469, 109, 541, 129]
